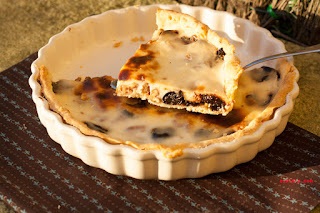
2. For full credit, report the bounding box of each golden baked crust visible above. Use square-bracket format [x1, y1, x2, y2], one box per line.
[116, 9, 243, 115]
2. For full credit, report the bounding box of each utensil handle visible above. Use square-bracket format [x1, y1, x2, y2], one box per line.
[243, 43, 320, 69]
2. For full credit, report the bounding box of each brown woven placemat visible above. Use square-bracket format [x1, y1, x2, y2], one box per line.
[0, 53, 320, 212]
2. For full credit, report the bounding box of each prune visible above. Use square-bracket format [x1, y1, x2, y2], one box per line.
[163, 91, 185, 105]
[200, 94, 226, 111]
[151, 127, 175, 140]
[84, 122, 108, 134]
[261, 66, 273, 72]
[251, 66, 278, 82]
[194, 129, 212, 138]
[52, 82, 60, 93]
[216, 48, 226, 60]
[122, 109, 134, 117]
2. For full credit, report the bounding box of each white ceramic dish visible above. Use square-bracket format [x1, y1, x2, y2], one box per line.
[29, 4, 299, 180]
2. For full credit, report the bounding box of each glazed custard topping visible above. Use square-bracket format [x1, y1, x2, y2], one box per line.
[50, 66, 281, 145]
[119, 30, 225, 95]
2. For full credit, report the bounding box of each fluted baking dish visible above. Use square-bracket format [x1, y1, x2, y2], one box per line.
[29, 4, 299, 180]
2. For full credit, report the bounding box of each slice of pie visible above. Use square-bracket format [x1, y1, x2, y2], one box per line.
[116, 9, 243, 115]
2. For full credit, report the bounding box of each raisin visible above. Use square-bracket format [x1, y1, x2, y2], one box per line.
[151, 127, 175, 140]
[122, 109, 134, 117]
[251, 66, 278, 82]
[261, 66, 273, 72]
[84, 122, 108, 134]
[194, 129, 212, 138]
[200, 94, 226, 111]
[52, 82, 59, 94]
[163, 91, 185, 105]
[216, 48, 226, 60]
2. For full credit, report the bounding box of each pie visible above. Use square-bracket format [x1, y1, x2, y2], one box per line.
[39, 57, 295, 158]
[115, 9, 243, 115]
[37, 9, 297, 159]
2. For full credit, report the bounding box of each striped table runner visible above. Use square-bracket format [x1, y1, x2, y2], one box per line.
[1, 53, 319, 213]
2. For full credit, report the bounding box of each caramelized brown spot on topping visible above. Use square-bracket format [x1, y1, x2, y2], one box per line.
[113, 41, 123, 48]
[118, 69, 131, 80]
[195, 85, 205, 91]
[131, 37, 140, 42]
[216, 48, 226, 60]
[82, 77, 97, 92]
[97, 76, 112, 89]
[127, 53, 155, 69]
[140, 44, 149, 51]
[130, 36, 145, 42]
[147, 60, 160, 71]
[94, 90, 118, 109]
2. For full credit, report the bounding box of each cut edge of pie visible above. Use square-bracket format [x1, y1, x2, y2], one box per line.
[116, 9, 243, 116]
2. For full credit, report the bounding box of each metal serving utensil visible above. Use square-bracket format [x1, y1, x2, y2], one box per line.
[242, 43, 320, 69]
[110, 43, 320, 89]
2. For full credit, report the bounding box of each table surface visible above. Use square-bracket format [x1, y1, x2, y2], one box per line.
[0, 0, 319, 212]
